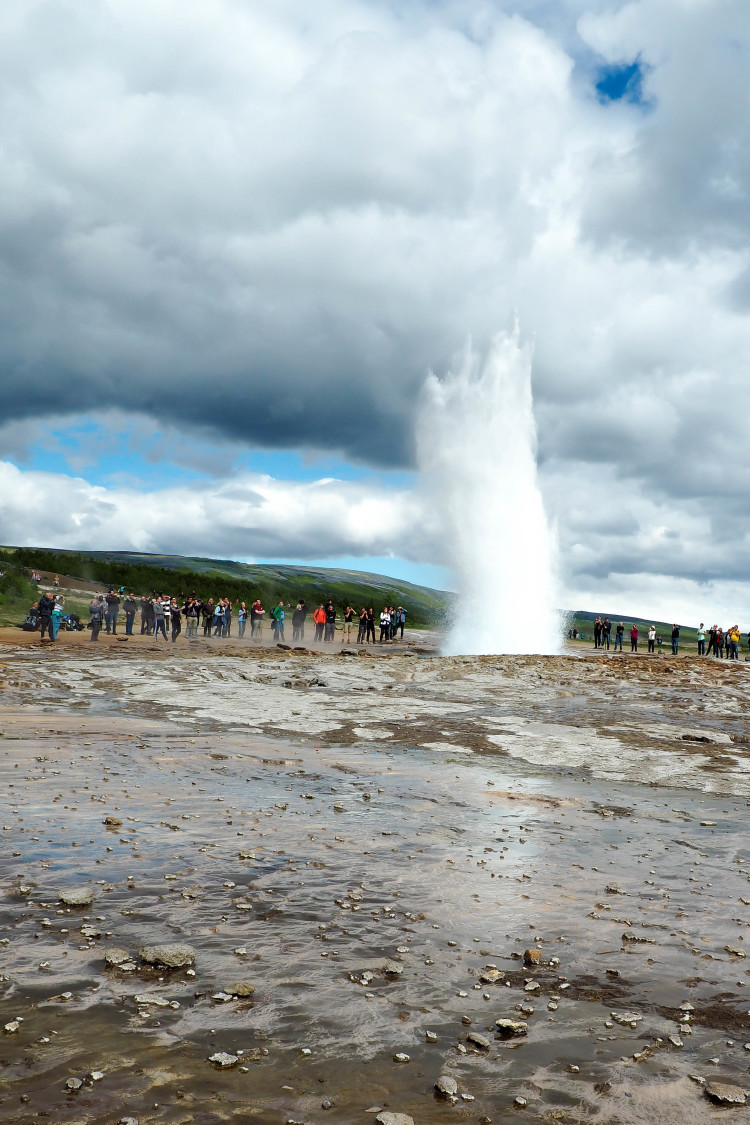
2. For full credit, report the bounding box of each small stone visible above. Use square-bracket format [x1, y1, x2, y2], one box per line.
[479, 968, 504, 983]
[467, 1031, 491, 1049]
[611, 1011, 642, 1026]
[226, 981, 255, 997]
[383, 960, 403, 977]
[208, 1051, 239, 1068]
[4, 1020, 21, 1033]
[393, 1052, 410, 1063]
[134, 993, 170, 1008]
[725, 946, 746, 958]
[118, 1119, 139, 1125]
[104, 816, 122, 827]
[60, 887, 94, 907]
[105, 948, 133, 967]
[705, 1081, 746, 1105]
[436, 1075, 458, 1096]
[495, 1018, 528, 1038]
[668, 1035, 683, 1048]
[375, 1114, 414, 1125]
[514, 1095, 527, 1107]
[523, 948, 541, 966]
[66, 1077, 83, 1091]
[139, 943, 196, 969]
[425, 1030, 438, 1042]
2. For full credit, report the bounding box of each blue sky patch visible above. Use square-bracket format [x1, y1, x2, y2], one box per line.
[595, 59, 644, 104]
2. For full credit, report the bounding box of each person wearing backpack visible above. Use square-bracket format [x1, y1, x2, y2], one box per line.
[271, 601, 285, 641]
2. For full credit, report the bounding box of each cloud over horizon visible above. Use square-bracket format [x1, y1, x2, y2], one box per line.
[1, 0, 749, 620]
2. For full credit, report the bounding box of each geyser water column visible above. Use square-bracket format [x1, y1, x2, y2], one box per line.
[417, 327, 561, 655]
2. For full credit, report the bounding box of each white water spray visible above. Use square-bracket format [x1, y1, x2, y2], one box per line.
[417, 327, 561, 655]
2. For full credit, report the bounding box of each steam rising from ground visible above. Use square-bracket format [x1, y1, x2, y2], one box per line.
[418, 328, 561, 655]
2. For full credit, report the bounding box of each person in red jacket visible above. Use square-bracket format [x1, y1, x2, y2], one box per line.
[312, 605, 326, 643]
[630, 624, 639, 652]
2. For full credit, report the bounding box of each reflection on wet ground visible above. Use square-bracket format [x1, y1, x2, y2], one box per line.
[2, 697, 750, 1125]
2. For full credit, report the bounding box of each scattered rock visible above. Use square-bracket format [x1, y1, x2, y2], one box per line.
[103, 816, 122, 827]
[495, 1018, 528, 1038]
[59, 887, 94, 907]
[208, 1052, 239, 1068]
[436, 1075, 458, 1096]
[467, 1031, 491, 1049]
[105, 948, 133, 967]
[523, 948, 541, 966]
[134, 993, 170, 1008]
[383, 960, 403, 977]
[376, 1114, 414, 1125]
[65, 1077, 83, 1091]
[225, 981, 255, 997]
[611, 1011, 643, 1027]
[139, 943, 196, 969]
[393, 1052, 410, 1063]
[705, 1081, 746, 1105]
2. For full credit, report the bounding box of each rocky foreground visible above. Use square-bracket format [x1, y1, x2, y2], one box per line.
[1, 643, 750, 1123]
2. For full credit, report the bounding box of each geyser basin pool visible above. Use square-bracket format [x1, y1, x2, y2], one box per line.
[2, 643, 750, 1123]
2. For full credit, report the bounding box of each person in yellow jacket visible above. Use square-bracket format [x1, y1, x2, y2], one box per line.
[729, 625, 741, 661]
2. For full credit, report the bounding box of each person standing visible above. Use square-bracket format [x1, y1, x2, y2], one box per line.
[104, 589, 120, 634]
[366, 606, 376, 644]
[223, 599, 232, 638]
[171, 598, 182, 642]
[213, 599, 224, 636]
[184, 597, 199, 638]
[51, 595, 64, 640]
[729, 625, 740, 660]
[271, 601, 285, 641]
[379, 606, 391, 642]
[324, 600, 336, 643]
[357, 607, 367, 644]
[38, 592, 55, 641]
[602, 617, 611, 650]
[202, 598, 214, 636]
[238, 602, 247, 639]
[614, 621, 624, 651]
[152, 598, 167, 642]
[630, 624, 639, 652]
[343, 605, 355, 644]
[715, 626, 724, 658]
[647, 625, 656, 653]
[671, 624, 680, 655]
[140, 595, 150, 634]
[593, 616, 602, 649]
[251, 599, 265, 640]
[313, 604, 326, 642]
[89, 595, 104, 641]
[123, 593, 137, 636]
[697, 623, 706, 656]
[292, 601, 306, 642]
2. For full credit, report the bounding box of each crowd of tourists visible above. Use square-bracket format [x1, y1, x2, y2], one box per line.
[69, 591, 408, 645]
[580, 617, 746, 658]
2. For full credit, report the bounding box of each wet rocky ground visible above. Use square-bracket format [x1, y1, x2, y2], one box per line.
[2, 644, 750, 1123]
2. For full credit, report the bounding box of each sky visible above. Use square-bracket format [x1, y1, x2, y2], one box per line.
[1, 0, 749, 624]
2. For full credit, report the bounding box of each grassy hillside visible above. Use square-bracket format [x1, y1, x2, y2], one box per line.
[1, 546, 450, 629]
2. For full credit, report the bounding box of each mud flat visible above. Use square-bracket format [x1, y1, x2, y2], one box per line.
[2, 644, 750, 1123]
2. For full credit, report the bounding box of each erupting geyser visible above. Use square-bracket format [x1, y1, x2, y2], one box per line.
[417, 326, 561, 655]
